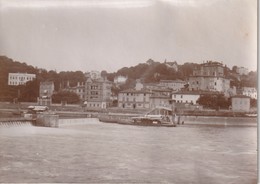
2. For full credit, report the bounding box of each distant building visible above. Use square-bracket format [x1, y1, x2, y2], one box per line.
[38, 81, 54, 106]
[135, 79, 144, 90]
[84, 77, 112, 110]
[66, 82, 85, 100]
[192, 61, 224, 76]
[231, 95, 250, 112]
[236, 67, 249, 75]
[114, 75, 127, 85]
[143, 83, 163, 90]
[188, 61, 230, 95]
[118, 89, 152, 109]
[172, 91, 201, 105]
[159, 79, 186, 91]
[165, 61, 178, 71]
[242, 87, 257, 99]
[85, 71, 101, 80]
[8, 73, 36, 86]
[149, 88, 172, 109]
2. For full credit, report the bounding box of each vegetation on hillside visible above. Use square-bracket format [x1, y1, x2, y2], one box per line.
[0, 56, 257, 104]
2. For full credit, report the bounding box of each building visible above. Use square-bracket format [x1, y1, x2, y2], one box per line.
[242, 87, 257, 99]
[66, 82, 85, 100]
[114, 75, 127, 85]
[188, 61, 230, 95]
[38, 81, 54, 106]
[231, 95, 250, 112]
[236, 67, 249, 75]
[8, 73, 36, 86]
[149, 94, 171, 109]
[118, 89, 152, 109]
[189, 76, 230, 93]
[143, 83, 163, 90]
[165, 61, 178, 71]
[159, 79, 186, 91]
[85, 71, 101, 80]
[84, 77, 112, 110]
[191, 60, 225, 76]
[172, 91, 201, 104]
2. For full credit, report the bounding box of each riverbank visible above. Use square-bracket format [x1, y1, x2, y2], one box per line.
[0, 102, 257, 120]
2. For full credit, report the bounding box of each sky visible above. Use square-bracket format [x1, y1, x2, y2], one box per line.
[0, 0, 257, 73]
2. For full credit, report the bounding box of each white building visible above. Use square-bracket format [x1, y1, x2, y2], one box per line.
[172, 91, 200, 104]
[165, 61, 178, 71]
[114, 75, 127, 85]
[159, 79, 186, 91]
[231, 95, 250, 112]
[242, 87, 257, 99]
[236, 67, 249, 75]
[8, 73, 36, 86]
[85, 71, 101, 80]
[118, 89, 152, 109]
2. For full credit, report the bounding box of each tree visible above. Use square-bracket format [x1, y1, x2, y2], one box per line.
[101, 70, 108, 78]
[19, 79, 39, 102]
[197, 94, 231, 109]
[232, 66, 238, 73]
[52, 91, 80, 104]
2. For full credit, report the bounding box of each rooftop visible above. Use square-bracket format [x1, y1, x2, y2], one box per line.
[173, 90, 223, 95]
[231, 95, 251, 99]
[120, 89, 152, 94]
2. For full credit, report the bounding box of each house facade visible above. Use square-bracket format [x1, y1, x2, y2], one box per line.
[84, 78, 112, 110]
[118, 89, 152, 109]
[38, 81, 54, 106]
[114, 75, 127, 85]
[66, 82, 85, 100]
[189, 76, 230, 93]
[172, 91, 200, 104]
[231, 95, 250, 112]
[159, 79, 186, 91]
[8, 73, 36, 86]
[149, 88, 172, 108]
[242, 87, 257, 99]
[236, 67, 249, 75]
[188, 61, 230, 96]
[84, 71, 102, 80]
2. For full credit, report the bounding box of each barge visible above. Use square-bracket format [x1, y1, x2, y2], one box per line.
[99, 107, 178, 127]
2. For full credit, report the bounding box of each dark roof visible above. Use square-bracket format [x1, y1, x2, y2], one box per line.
[188, 75, 227, 78]
[150, 88, 172, 92]
[160, 79, 185, 83]
[231, 95, 250, 99]
[150, 94, 171, 99]
[173, 90, 223, 95]
[120, 89, 152, 94]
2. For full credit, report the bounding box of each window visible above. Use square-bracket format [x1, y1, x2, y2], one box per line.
[181, 95, 183, 98]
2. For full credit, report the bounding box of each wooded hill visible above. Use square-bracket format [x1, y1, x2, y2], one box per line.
[0, 56, 257, 102]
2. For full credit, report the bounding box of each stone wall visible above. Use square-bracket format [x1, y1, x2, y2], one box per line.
[35, 113, 59, 128]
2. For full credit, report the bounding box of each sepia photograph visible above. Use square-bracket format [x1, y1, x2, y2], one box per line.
[0, 0, 257, 183]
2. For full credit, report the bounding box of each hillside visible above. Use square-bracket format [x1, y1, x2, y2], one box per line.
[0, 56, 257, 102]
[0, 56, 85, 102]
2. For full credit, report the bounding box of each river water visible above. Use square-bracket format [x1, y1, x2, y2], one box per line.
[0, 118, 257, 183]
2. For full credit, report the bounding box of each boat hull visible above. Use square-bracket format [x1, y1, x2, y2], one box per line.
[98, 115, 176, 127]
